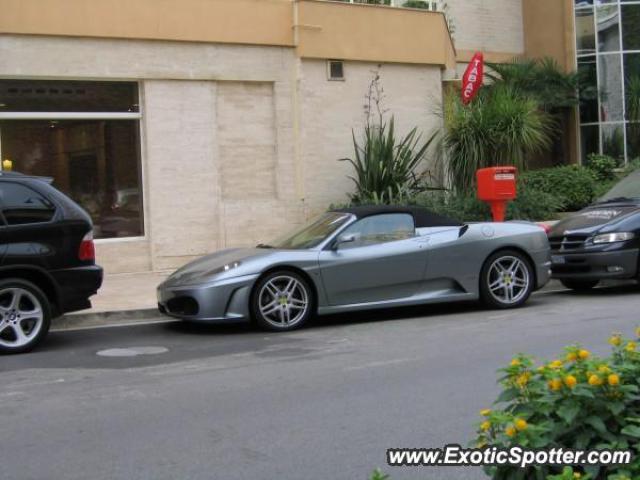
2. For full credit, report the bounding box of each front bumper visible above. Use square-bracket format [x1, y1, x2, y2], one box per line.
[550, 248, 639, 280]
[157, 273, 259, 321]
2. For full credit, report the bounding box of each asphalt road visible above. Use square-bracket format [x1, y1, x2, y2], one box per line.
[1, 284, 639, 480]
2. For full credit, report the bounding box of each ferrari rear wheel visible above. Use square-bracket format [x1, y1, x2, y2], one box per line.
[480, 250, 534, 309]
[251, 270, 313, 331]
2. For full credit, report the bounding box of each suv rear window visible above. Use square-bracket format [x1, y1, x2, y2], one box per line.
[0, 182, 55, 225]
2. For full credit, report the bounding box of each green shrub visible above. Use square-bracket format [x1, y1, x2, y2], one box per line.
[507, 183, 564, 221]
[586, 154, 617, 182]
[475, 328, 640, 479]
[339, 117, 436, 205]
[521, 166, 596, 211]
[338, 186, 561, 222]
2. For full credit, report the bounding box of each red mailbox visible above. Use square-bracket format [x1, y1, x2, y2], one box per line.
[476, 166, 517, 222]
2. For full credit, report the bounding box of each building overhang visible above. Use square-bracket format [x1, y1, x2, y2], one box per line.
[0, 0, 456, 69]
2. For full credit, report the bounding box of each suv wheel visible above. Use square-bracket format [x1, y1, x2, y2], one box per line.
[0, 279, 51, 354]
[480, 250, 534, 309]
[560, 280, 599, 291]
[251, 271, 314, 331]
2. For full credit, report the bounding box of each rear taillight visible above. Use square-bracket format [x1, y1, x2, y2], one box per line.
[79, 231, 95, 261]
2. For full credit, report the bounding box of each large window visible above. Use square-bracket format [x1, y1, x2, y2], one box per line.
[0, 80, 143, 239]
[575, 0, 640, 165]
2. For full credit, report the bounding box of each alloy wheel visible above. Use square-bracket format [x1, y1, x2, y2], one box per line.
[258, 275, 309, 328]
[0, 287, 45, 349]
[486, 256, 530, 305]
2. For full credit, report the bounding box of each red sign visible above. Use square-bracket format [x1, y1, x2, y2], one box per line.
[461, 52, 484, 105]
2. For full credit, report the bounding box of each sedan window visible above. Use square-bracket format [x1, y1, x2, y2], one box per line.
[339, 213, 415, 249]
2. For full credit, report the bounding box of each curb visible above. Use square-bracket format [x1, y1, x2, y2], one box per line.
[53, 308, 162, 331]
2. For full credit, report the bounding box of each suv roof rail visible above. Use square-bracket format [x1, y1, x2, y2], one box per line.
[0, 171, 54, 183]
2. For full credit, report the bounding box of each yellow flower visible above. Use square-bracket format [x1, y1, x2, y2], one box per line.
[609, 335, 622, 347]
[515, 419, 528, 431]
[564, 375, 578, 389]
[626, 341, 636, 352]
[566, 352, 578, 362]
[635, 327, 640, 338]
[480, 421, 491, 432]
[515, 373, 530, 388]
[578, 349, 590, 360]
[548, 360, 563, 369]
[548, 378, 563, 391]
[598, 365, 611, 374]
[480, 409, 491, 417]
[574, 473, 582, 479]
[588, 374, 603, 386]
[510, 358, 521, 367]
[505, 426, 516, 437]
[608, 374, 620, 386]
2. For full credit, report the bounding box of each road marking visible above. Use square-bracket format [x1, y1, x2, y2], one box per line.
[344, 358, 416, 371]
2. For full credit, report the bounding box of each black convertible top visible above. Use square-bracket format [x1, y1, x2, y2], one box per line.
[333, 205, 463, 228]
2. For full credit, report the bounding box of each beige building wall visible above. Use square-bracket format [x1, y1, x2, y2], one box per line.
[299, 60, 444, 215]
[447, 0, 525, 62]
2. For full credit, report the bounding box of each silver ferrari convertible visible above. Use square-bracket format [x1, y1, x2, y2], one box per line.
[157, 206, 551, 331]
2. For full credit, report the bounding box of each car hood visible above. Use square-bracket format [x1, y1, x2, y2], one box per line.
[163, 247, 274, 286]
[549, 204, 640, 236]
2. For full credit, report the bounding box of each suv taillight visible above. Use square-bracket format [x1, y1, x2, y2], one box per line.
[79, 231, 95, 261]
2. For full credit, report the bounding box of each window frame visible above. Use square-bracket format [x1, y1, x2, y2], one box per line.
[0, 79, 146, 241]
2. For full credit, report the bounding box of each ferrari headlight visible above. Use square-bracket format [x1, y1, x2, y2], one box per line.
[207, 261, 242, 276]
[592, 232, 635, 244]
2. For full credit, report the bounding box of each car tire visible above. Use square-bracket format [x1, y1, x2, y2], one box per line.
[560, 279, 599, 291]
[0, 278, 52, 355]
[251, 270, 314, 332]
[480, 250, 535, 309]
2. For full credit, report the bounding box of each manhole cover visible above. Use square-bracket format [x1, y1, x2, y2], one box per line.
[96, 346, 169, 357]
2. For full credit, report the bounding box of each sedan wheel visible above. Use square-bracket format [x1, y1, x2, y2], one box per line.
[0, 279, 51, 354]
[252, 271, 313, 331]
[481, 251, 534, 309]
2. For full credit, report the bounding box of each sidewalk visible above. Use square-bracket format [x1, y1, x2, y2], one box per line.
[57, 270, 171, 330]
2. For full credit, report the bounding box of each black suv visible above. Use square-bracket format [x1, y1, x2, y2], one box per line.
[0, 172, 103, 353]
[548, 169, 640, 290]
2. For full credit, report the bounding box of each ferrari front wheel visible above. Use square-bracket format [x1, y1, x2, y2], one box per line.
[251, 270, 314, 331]
[480, 250, 534, 309]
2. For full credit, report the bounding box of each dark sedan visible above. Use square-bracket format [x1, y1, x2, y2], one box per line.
[548, 169, 640, 290]
[0, 172, 103, 353]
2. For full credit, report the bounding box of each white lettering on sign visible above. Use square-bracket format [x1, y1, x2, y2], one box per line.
[463, 59, 482, 99]
[494, 173, 515, 181]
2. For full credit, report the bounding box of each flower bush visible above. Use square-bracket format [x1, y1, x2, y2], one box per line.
[476, 328, 640, 480]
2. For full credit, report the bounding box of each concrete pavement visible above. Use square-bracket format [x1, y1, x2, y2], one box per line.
[1, 285, 638, 480]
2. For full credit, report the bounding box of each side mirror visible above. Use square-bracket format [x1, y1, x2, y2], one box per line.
[332, 233, 356, 250]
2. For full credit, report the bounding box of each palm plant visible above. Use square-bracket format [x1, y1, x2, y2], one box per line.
[443, 85, 554, 191]
[486, 58, 580, 113]
[340, 117, 436, 204]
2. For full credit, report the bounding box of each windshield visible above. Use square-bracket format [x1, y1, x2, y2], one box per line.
[261, 212, 352, 250]
[598, 169, 640, 203]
